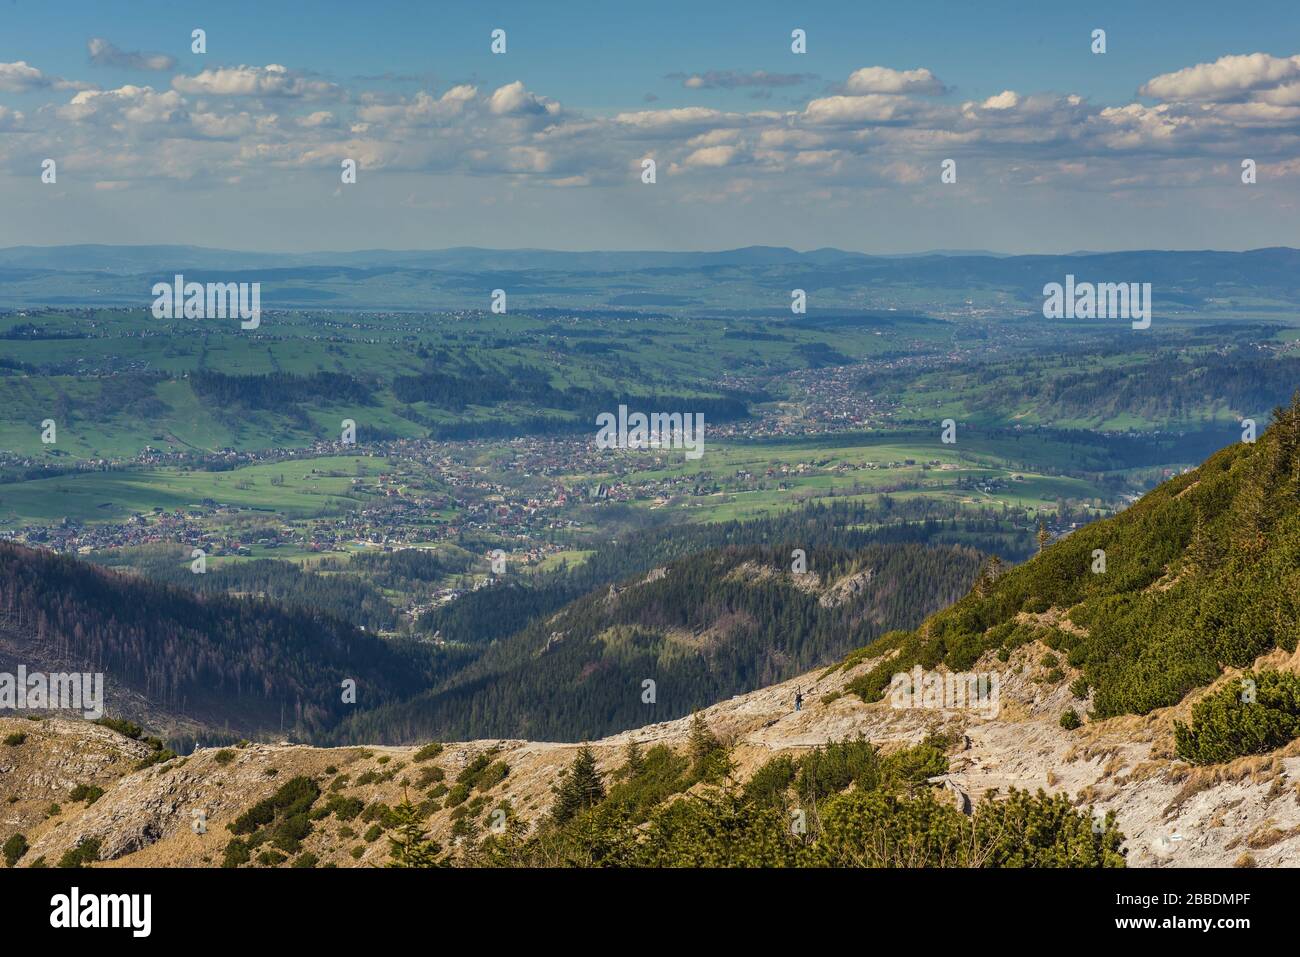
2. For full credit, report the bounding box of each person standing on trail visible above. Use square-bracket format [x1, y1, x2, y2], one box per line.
[794, 688, 803, 712]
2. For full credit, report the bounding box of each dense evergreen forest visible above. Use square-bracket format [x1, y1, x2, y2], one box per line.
[331, 540, 984, 743]
[418, 496, 1034, 646]
[0, 543, 430, 736]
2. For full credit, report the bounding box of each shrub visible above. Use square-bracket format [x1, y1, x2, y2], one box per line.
[2, 834, 28, 867]
[413, 742, 444, 763]
[743, 755, 796, 807]
[222, 839, 251, 868]
[68, 784, 105, 805]
[93, 717, 142, 739]
[1059, 708, 1082, 730]
[57, 837, 101, 869]
[214, 749, 236, 765]
[415, 765, 445, 789]
[1175, 670, 1300, 765]
[135, 748, 177, 770]
[3, 733, 26, 747]
[474, 761, 509, 792]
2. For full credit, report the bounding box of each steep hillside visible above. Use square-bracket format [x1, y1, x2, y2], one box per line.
[0, 543, 430, 739]
[331, 542, 983, 743]
[840, 392, 1300, 728]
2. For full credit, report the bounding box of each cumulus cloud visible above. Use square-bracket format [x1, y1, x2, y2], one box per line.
[802, 94, 913, 125]
[487, 81, 556, 117]
[87, 38, 176, 71]
[355, 86, 477, 126]
[843, 66, 946, 95]
[56, 85, 185, 125]
[4, 49, 1299, 199]
[979, 90, 1021, 110]
[683, 144, 741, 168]
[1140, 53, 1300, 102]
[0, 61, 53, 92]
[172, 64, 339, 98]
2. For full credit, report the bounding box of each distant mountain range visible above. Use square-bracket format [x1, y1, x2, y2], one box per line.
[1, 243, 1298, 315]
[0, 242, 1294, 274]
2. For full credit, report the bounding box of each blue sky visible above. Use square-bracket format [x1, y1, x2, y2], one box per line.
[0, 0, 1298, 252]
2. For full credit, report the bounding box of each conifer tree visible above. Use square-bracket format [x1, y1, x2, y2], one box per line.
[623, 739, 645, 779]
[386, 792, 442, 868]
[551, 745, 605, 825]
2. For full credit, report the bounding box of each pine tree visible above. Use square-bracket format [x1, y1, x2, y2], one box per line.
[1036, 521, 1050, 554]
[688, 713, 731, 783]
[975, 555, 1003, 597]
[551, 745, 605, 825]
[688, 713, 719, 768]
[623, 739, 645, 779]
[386, 792, 442, 867]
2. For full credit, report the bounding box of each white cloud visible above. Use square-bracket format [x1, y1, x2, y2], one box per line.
[1140, 53, 1300, 101]
[802, 94, 909, 124]
[0, 61, 51, 92]
[488, 81, 555, 117]
[56, 85, 185, 125]
[980, 90, 1021, 110]
[356, 87, 477, 125]
[172, 64, 339, 99]
[844, 66, 946, 95]
[683, 144, 740, 168]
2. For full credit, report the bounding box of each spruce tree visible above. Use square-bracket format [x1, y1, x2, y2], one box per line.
[623, 739, 645, 779]
[386, 792, 442, 867]
[552, 745, 605, 825]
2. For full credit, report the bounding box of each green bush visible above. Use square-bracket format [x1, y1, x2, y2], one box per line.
[413, 742, 444, 762]
[1059, 708, 1082, 730]
[93, 717, 142, 739]
[57, 837, 101, 869]
[2, 834, 28, 867]
[743, 755, 796, 807]
[222, 839, 251, 868]
[1175, 671, 1300, 765]
[68, 784, 105, 805]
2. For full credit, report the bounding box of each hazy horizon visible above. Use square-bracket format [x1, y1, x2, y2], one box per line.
[1, 0, 1299, 253]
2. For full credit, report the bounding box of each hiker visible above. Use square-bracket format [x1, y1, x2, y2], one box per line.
[794, 689, 803, 712]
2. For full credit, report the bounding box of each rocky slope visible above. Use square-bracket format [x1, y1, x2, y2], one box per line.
[5, 626, 1298, 868]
